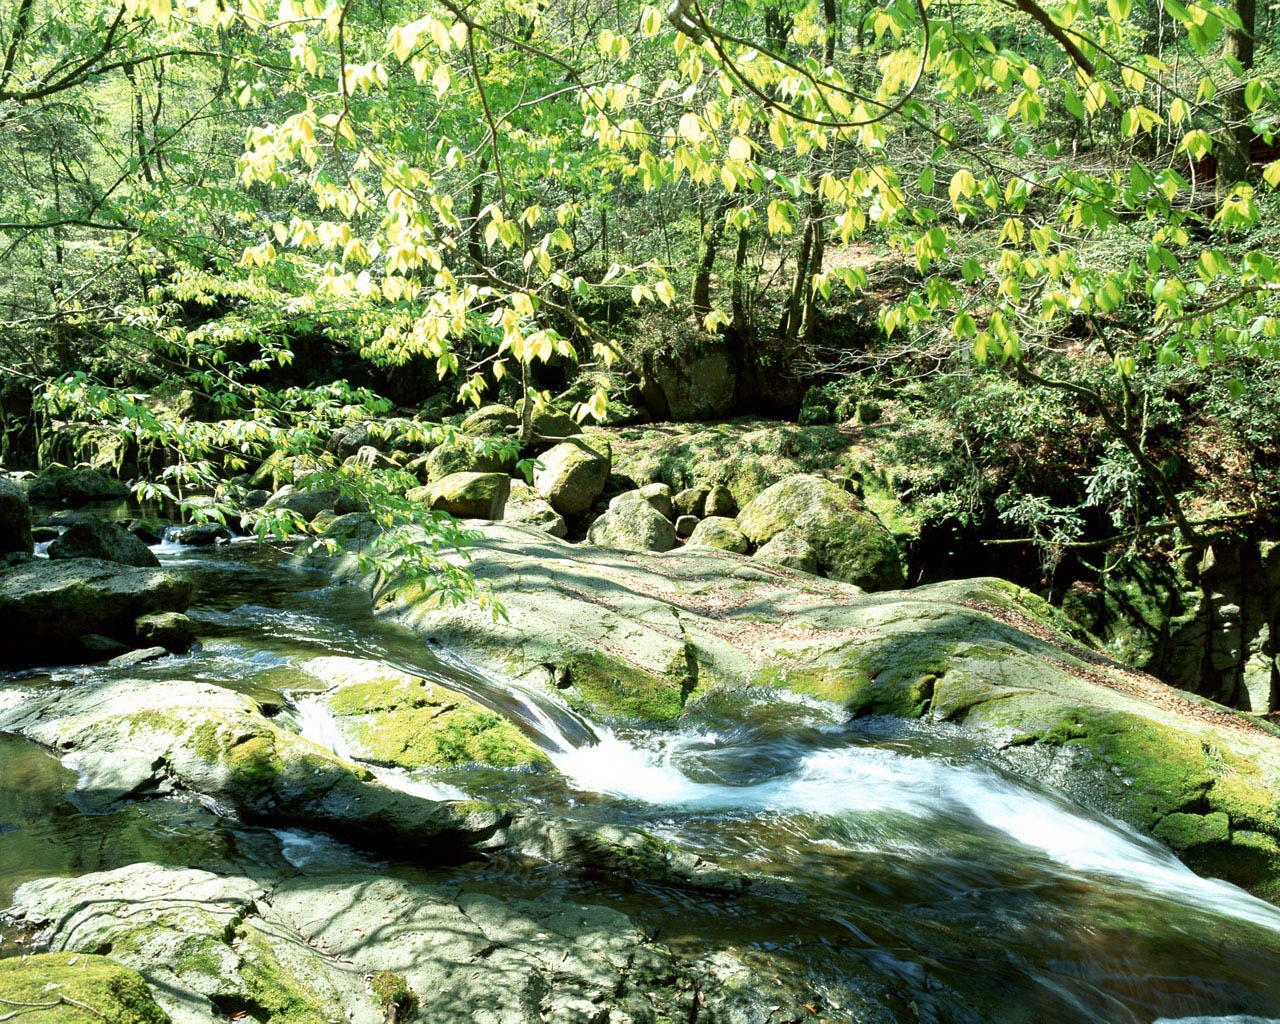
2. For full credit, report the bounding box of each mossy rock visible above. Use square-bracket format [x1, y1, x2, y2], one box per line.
[0, 952, 171, 1024]
[309, 656, 548, 770]
[685, 516, 748, 554]
[737, 474, 904, 591]
[423, 439, 516, 482]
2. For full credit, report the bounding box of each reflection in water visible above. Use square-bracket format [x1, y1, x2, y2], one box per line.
[3, 542, 1280, 1021]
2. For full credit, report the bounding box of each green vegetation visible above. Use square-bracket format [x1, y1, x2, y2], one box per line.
[0, 952, 171, 1024]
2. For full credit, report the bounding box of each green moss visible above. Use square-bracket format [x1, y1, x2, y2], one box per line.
[370, 971, 418, 1019]
[1153, 811, 1231, 851]
[1206, 768, 1280, 831]
[565, 649, 691, 722]
[234, 927, 332, 1024]
[328, 673, 547, 768]
[0, 952, 170, 1024]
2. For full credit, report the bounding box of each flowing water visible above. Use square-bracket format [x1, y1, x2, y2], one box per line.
[4, 539, 1280, 1023]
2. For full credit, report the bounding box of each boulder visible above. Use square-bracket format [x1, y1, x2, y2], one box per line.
[423, 439, 515, 482]
[124, 516, 172, 544]
[519, 401, 582, 443]
[533, 437, 611, 517]
[304, 656, 549, 769]
[686, 516, 749, 553]
[26, 467, 129, 504]
[0, 477, 33, 554]
[609, 482, 674, 520]
[5, 865, 793, 1024]
[263, 483, 360, 524]
[673, 486, 709, 519]
[675, 514, 698, 537]
[737, 474, 904, 590]
[47, 517, 161, 568]
[587, 500, 676, 553]
[754, 530, 819, 573]
[169, 522, 231, 546]
[704, 483, 737, 518]
[0, 557, 192, 665]
[641, 337, 737, 421]
[135, 610, 196, 653]
[326, 421, 376, 460]
[503, 480, 568, 537]
[408, 472, 510, 520]
[460, 403, 519, 436]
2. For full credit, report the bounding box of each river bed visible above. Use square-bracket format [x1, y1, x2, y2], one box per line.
[3, 540, 1280, 1023]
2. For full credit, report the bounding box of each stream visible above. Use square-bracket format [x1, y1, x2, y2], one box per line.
[4, 538, 1280, 1023]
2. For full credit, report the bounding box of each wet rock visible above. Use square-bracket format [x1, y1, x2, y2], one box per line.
[738, 473, 904, 590]
[533, 437, 611, 517]
[136, 611, 196, 652]
[304, 656, 548, 770]
[169, 522, 231, 546]
[26, 466, 129, 504]
[108, 645, 170, 668]
[0, 477, 32, 554]
[0, 558, 192, 666]
[587, 500, 676, 553]
[47, 516, 160, 568]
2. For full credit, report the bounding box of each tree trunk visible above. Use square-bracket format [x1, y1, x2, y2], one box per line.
[691, 194, 732, 317]
[1217, 0, 1256, 197]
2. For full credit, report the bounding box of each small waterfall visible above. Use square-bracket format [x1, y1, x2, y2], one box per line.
[286, 694, 465, 802]
[546, 722, 1280, 934]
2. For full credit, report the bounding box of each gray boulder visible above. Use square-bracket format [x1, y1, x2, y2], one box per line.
[673, 486, 709, 518]
[423, 439, 514, 482]
[460, 403, 519, 436]
[503, 479, 568, 537]
[0, 557, 192, 664]
[737, 474, 904, 590]
[587, 501, 676, 552]
[754, 530, 819, 573]
[609, 482, 674, 520]
[533, 437, 611, 517]
[686, 515, 749, 553]
[705, 483, 737, 518]
[641, 337, 737, 420]
[47, 516, 160, 567]
[0, 477, 32, 554]
[170, 522, 231, 546]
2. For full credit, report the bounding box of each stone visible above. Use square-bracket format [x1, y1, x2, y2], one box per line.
[754, 530, 819, 573]
[737, 474, 904, 590]
[0, 558, 192, 666]
[343, 445, 398, 471]
[26, 467, 129, 503]
[460, 403, 519, 436]
[169, 522, 231, 546]
[263, 483, 360, 524]
[587, 500, 676, 552]
[423, 439, 515, 482]
[704, 483, 737, 518]
[0, 477, 33, 554]
[519, 401, 582, 443]
[108, 645, 170, 668]
[408, 471, 510, 520]
[248, 449, 298, 490]
[641, 337, 737, 420]
[608, 482, 674, 520]
[135, 611, 196, 653]
[47, 516, 160, 568]
[673, 486, 709, 519]
[326, 421, 376, 460]
[675, 514, 698, 537]
[79, 633, 132, 657]
[502, 480, 568, 537]
[124, 517, 171, 544]
[533, 437, 611, 517]
[686, 515, 749, 553]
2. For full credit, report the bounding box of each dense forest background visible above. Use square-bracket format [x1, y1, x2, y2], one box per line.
[1, 0, 1278, 589]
